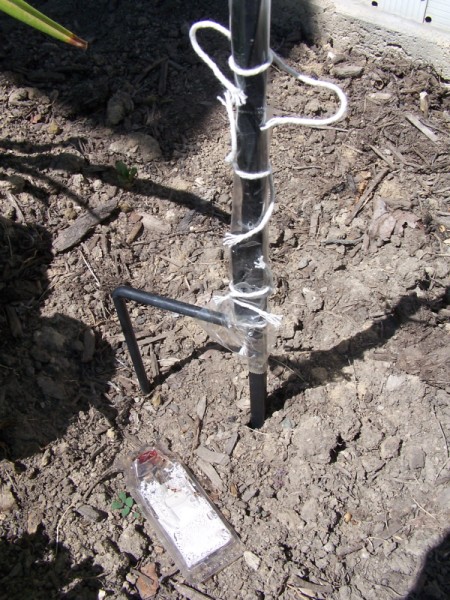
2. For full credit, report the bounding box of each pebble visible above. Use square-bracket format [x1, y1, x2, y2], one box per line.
[302, 287, 324, 312]
[243, 551, 261, 571]
[76, 504, 106, 522]
[404, 446, 426, 470]
[0, 486, 16, 513]
[380, 436, 401, 459]
[40, 448, 52, 467]
[118, 524, 147, 560]
[109, 132, 162, 162]
[292, 415, 337, 464]
[332, 64, 364, 79]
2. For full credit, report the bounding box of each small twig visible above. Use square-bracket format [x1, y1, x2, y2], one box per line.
[79, 247, 101, 287]
[411, 497, 438, 521]
[433, 404, 449, 459]
[56, 501, 76, 549]
[158, 58, 169, 96]
[345, 168, 389, 225]
[368, 145, 395, 169]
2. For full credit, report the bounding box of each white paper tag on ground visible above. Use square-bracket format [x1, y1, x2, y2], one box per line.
[139, 464, 232, 567]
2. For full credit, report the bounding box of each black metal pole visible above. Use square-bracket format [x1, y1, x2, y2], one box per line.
[229, 0, 271, 428]
[112, 286, 229, 394]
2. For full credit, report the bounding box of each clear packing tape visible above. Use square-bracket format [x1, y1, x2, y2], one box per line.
[190, 20, 347, 372]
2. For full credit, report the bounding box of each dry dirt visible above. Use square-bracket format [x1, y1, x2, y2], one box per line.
[1, 1, 450, 599]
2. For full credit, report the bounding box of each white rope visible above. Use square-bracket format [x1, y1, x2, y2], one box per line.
[217, 92, 237, 163]
[223, 184, 275, 247]
[189, 21, 246, 106]
[262, 52, 348, 130]
[228, 55, 272, 77]
[190, 19, 348, 336]
[213, 288, 282, 328]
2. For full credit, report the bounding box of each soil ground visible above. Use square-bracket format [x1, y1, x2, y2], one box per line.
[1, 1, 449, 599]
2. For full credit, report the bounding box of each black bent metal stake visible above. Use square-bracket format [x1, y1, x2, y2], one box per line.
[229, 0, 272, 428]
[112, 0, 274, 428]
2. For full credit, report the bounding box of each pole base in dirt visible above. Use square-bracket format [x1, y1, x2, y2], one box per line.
[249, 371, 267, 429]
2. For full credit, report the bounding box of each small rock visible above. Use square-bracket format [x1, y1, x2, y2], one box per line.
[140, 213, 171, 234]
[27, 510, 43, 534]
[281, 417, 295, 430]
[292, 416, 337, 464]
[367, 92, 394, 105]
[8, 87, 31, 105]
[118, 524, 147, 560]
[47, 121, 62, 135]
[302, 287, 324, 312]
[332, 64, 364, 79]
[298, 257, 310, 269]
[109, 132, 162, 162]
[135, 563, 159, 598]
[358, 422, 384, 451]
[107, 91, 134, 125]
[404, 446, 426, 470]
[241, 487, 258, 502]
[82, 327, 96, 362]
[243, 550, 261, 571]
[40, 447, 52, 467]
[380, 436, 401, 459]
[196, 459, 223, 491]
[37, 374, 68, 401]
[76, 504, 106, 522]
[0, 486, 16, 513]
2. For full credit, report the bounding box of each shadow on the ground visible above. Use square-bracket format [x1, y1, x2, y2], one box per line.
[267, 284, 450, 413]
[405, 530, 450, 600]
[0, 529, 106, 600]
[0, 0, 318, 155]
[0, 218, 116, 460]
[0, 138, 231, 224]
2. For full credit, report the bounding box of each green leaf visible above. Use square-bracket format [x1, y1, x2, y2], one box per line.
[118, 491, 128, 503]
[125, 497, 134, 508]
[132, 511, 140, 519]
[115, 161, 128, 177]
[121, 506, 131, 518]
[0, 0, 87, 48]
[111, 500, 123, 510]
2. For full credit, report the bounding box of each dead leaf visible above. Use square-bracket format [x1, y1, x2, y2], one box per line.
[135, 563, 159, 599]
[363, 197, 419, 252]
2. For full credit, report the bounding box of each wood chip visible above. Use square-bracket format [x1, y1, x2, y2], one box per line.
[196, 459, 223, 491]
[53, 199, 118, 252]
[195, 446, 230, 466]
[82, 327, 96, 362]
[196, 396, 207, 420]
[405, 113, 439, 143]
[224, 432, 239, 455]
[345, 168, 389, 225]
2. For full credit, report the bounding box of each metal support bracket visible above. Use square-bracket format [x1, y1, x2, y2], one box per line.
[112, 285, 267, 427]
